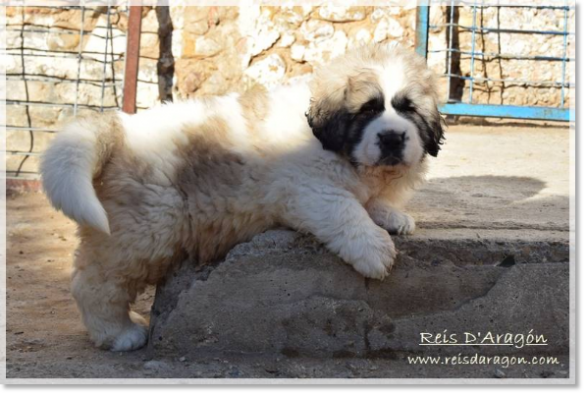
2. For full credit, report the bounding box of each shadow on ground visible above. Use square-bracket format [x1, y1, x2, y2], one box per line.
[410, 175, 569, 231]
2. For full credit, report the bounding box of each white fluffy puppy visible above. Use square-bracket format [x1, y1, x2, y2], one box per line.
[41, 44, 445, 352]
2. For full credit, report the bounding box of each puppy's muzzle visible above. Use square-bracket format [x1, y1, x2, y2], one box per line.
[378, 131, 406, 166]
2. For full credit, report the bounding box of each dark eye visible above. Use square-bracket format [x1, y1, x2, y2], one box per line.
[359, 99, 383, 115]
[392, 96, 415, 113]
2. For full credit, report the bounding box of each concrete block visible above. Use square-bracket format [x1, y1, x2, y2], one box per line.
[148, 230, 569, 361]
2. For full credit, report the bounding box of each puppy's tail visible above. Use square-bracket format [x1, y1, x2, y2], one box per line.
[40, 115, 120, 235]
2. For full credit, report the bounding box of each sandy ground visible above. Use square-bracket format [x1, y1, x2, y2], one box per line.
[5, 192, 157, 379]
[4, 122, 571, 381]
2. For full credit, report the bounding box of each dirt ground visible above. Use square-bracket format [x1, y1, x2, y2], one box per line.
[5, 192, 158, 379]
[3, 122, 572, 381]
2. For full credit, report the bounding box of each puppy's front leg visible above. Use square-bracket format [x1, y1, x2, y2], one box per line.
[284, 187, 396, 279]
[367, 198, 416, 235]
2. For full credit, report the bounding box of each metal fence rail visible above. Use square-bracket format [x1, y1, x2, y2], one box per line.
[416, 1, 575, 122]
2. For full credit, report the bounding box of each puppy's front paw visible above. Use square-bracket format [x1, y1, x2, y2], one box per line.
[385, 211, 416, 235]
[351, 229, 397, 280]
[373, 209, 416, 235]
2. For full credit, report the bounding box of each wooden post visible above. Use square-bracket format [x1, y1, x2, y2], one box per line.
[122, 5, 142, 114]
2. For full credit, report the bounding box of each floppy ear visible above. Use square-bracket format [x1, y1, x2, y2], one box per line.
[305, 98, 350, 154]
[423, 107, 446, 157]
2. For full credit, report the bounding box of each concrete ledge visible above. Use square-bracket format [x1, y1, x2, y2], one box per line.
[148, 230, 569, 368]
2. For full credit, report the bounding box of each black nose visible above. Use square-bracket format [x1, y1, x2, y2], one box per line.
[378, 131, 406, 150]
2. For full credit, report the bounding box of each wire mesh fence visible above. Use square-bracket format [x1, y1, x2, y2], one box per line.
[4, 4, 575, 182]
[417, 1, 575, 121]
[4, 4, 128, 181]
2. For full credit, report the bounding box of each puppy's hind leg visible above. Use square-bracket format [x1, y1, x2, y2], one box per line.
[71, 252, 148, 352]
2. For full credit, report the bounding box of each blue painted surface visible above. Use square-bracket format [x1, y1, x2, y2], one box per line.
[468, 0, 478, 103]
[561, 3, 569, 107]
[415, 4, 430, 58]
[440, 103, 574, 122]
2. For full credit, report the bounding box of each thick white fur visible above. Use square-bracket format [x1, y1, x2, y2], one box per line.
[41, 119, 111, 234]
[352, 62, 424, 167]
[354, 110, 424, 167]
[40, 45, 437, 351]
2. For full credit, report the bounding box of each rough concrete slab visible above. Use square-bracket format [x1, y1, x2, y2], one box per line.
[149, 230, 569, 376]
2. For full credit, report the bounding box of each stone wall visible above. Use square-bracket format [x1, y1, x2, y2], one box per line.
[5, 5, 575, 179]
[169, 5, 417, 99]
[165, 4, 575, 106]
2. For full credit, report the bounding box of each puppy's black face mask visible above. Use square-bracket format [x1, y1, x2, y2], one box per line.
[305, 93, 386, 163]
[390, 93, 445, 158]
[306, 92, 445, 163]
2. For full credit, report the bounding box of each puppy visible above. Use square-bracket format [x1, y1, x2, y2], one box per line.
[41, 44, 445, 352]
